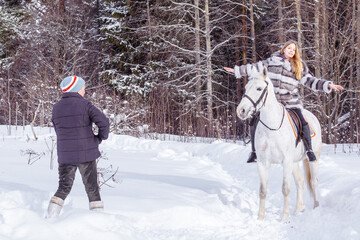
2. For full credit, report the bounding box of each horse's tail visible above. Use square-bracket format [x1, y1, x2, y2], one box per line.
[303, 149, 320, 197]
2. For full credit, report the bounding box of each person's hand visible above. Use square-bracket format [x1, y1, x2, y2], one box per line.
[224, 67, 235, 73]
[329, 84, 344, 91]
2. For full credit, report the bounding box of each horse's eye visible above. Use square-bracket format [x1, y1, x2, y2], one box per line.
[256, 87, 262, 91]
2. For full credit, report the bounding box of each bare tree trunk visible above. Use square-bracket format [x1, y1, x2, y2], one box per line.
[31, 103, 41, 141]
[15, 102, 19, 130]
[59, 0, 65, 14]
[321, 0, 331, 143]
[314, 0, 321, 78]
[241, 2, 249, 142]
[7, 75, 11, 136]
[113, 90, 118, 133]
[295, 0, 303, 56]
[234, 14, 242, 142]
[349, 0, 356, 143]
[26, 101, 29, 123]
[146, 0, 152, 61]
[194, 0, 204, 136]
[357, 0, 360, 145]
[278, 0, 284, 43]
[40, 102, 45, 127]
[314, 0, 329, 142]
[235, 21, 241, 99]
[205, 0, 213, 136]
[321, 0, 328, 68]
[241, 3, 248, 91]
[249, 0, 256, 62]
[146, 0, 151, 29]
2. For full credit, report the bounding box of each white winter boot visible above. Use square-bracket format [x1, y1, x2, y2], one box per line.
[45, 196, 64, 218]
[89, 201, 104, 211]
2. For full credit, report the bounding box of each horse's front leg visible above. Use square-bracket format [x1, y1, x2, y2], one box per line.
[257, 161, 270, 220]
[282, 162, 292, 222]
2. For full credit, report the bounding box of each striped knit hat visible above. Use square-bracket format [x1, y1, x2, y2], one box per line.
[60, 76, 85, 93]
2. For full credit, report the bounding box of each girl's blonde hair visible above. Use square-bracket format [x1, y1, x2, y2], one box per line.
[280, 41, 302, 80]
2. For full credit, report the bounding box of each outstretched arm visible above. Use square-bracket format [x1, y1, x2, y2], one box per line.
[224, 66, 242, 78]
[328, 83, 344, 91]
[224, 60, 268, 79]
[300, 62, 344, 93]
[224, 67, 235, 73]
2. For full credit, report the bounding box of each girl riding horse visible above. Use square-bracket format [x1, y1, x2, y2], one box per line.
[224, 40, 343, 163]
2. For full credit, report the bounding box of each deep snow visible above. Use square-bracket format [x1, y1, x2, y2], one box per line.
[0, 125, 359, 240]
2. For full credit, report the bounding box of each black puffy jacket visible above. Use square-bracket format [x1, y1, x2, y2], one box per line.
[52, 92, 110, 164]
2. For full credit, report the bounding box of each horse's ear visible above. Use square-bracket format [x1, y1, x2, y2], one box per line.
[262, 67, 268, 79]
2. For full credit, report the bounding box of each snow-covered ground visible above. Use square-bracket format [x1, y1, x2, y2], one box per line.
[0, 125, 359, 240]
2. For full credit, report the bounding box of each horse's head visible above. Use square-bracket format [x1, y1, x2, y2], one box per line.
[237, 67, 271, 120]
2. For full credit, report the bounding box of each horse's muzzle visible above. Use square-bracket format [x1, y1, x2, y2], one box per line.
[237, 105, 253, 120]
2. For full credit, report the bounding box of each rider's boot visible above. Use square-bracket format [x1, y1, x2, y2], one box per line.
[247, 151, 257, 163]
[247, 122, 257, 163]
[302, 124, 316, 161]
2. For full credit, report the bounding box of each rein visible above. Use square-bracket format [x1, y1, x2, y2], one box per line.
[259, 104, 285, 131]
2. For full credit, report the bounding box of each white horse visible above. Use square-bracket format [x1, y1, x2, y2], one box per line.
[237, 67, 321, 221]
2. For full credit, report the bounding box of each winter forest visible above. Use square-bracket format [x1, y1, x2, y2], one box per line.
[0, 0, 358, 144]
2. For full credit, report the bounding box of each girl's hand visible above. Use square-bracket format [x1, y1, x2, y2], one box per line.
[329, 84, 344, 91]
[224, 67, 235, 73]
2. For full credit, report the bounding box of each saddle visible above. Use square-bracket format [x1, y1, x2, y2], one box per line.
[287, 109, 315, 146]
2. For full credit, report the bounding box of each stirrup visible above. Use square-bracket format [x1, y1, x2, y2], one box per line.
[306, 150, 316, 161]
[247, 152, 257, 163]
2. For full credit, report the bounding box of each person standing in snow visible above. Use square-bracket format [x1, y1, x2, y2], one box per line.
[46, 76, 110, 218]
[224, 40, 343, 163]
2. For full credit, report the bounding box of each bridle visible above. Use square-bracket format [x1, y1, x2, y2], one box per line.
[243, 81, 269, 113]
[243, 80, 285, 131]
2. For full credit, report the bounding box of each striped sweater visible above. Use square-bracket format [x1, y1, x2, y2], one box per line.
[234, 51, 333, 109]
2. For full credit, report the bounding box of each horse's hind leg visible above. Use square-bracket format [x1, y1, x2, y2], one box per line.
[310, 161, 319, 208]
[257, 162, 270, 220]
[292, 163, 305, 213]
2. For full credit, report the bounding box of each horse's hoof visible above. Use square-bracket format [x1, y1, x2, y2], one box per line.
[294, 208, 305, 215]
[314, 201, 319, 208]
[257, 214, 265, 221]
[281, 214, 289, 222]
